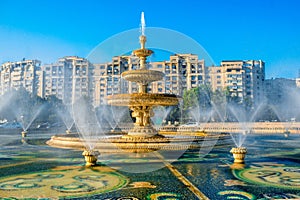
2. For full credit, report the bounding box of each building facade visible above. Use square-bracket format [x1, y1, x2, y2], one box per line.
[146, 54, 205, 97]
[42, 56, 93, 104]
[208, 60, 265, 107]
[264, 78, 296, 105]
[0, 59, 42, 96]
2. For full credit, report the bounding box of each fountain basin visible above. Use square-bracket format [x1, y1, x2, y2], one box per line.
[121, 69, 164, 84]
[133, 48, 153, 57]
[46, 133, 224, 153]
[106, 93, 179, 107]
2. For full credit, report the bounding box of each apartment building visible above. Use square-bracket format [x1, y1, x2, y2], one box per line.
[0, 59, 42, 96]
[93, 56, 138, 105]
[264, 78, 296, 105]
[42, 56, 93, 104]
[207, 60, 265, 106]
[149, 54, 205, 94]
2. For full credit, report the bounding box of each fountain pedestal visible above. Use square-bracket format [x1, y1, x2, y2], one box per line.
[230, 147, 247, 164]
[82, 150, 100, 167]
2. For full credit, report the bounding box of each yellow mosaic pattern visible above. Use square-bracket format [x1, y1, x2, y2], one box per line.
[0, 166, 129, 198]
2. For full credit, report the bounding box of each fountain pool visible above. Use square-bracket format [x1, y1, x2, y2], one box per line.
[1, 129, 300, 199]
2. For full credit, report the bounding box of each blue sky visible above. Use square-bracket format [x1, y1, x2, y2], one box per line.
[0, 0, 300, 78]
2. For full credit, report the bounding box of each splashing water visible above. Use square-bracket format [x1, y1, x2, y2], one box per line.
[56, 104, 74, 131]
[227, 102, 266, 147]
[18, 106, 44, 131]
[72, 97, 104, 151]
[111, 106, 131, 130]
[151, 106, 172, 129]
[10, 92, 45, 132]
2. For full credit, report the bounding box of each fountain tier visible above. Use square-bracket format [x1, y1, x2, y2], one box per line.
[107, 93, 179, 137]
[47, 133, 202, 153]
[121, 69, 164, 85]
[107, 93, 179, 107]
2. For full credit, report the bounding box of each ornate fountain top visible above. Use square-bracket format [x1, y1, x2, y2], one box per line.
[122, 11, 160, 91]
[131, 12, 153, 70]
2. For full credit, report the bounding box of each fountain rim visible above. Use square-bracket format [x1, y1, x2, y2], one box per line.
[106, 93, 181, 107]
[121, 69, 164, 78]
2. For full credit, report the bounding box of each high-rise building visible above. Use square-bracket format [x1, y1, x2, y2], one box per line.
[92, 56, 137, 105]
[264, 78, 296, 105]
[0, 59, 42, 96]
[42, 56, 93, 104]
[208, 60, 265, 107]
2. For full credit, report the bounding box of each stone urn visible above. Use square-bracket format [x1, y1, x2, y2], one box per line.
[21, 130, 27, 138]
[82, 150, 100, 167]
[230, 147, 247, 163]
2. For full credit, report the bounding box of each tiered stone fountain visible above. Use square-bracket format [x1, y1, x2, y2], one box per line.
[106, 31, 178, 140]
[47, 13, 227, 166]
[47, 13, 197, 163]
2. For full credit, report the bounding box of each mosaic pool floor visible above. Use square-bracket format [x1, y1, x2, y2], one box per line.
[1, 130, 300, 199]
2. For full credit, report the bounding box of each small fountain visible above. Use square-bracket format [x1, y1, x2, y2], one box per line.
[17, 106, 44, 138]
[56, 104, 75, 134]
[230, 146, 247, 164]
[82, 149, 100, 167]
[227, 102, 265, 164]
[72, 96, 103, 166]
